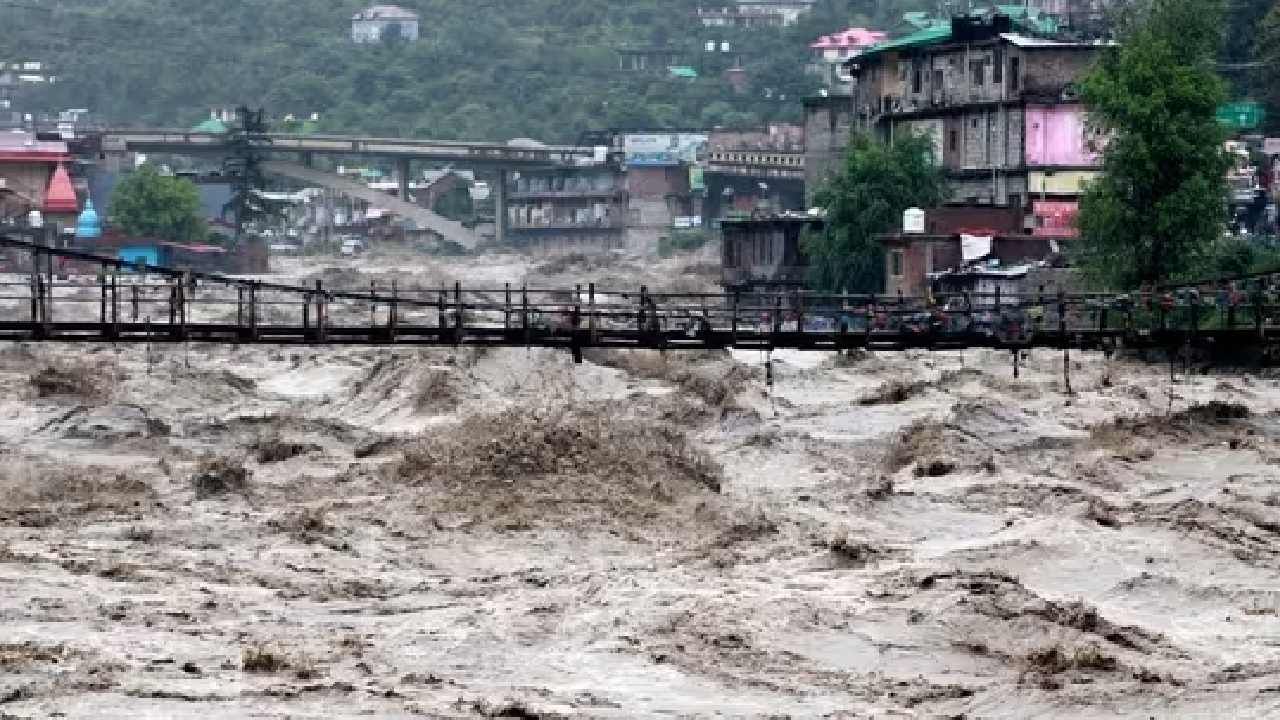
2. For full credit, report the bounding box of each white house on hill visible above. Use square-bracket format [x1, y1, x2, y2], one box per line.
[351, 5, 420, 44]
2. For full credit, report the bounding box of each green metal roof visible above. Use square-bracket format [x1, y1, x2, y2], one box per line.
[668, 66, 698, 79]
[863, 23, 951, 57]
[192, 117, 228, 134]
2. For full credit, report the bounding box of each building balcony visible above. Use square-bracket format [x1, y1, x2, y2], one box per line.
[507, 188, 626, 200]
[510, 220, 626, 231]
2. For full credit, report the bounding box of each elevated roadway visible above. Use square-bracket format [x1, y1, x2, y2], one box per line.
[94, 130, 597, 168]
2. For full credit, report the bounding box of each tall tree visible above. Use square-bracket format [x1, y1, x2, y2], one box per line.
[805, 133, 947, 292]
[109, 166, 206, 243]
[1258, 2, 1280, 132]
[1076, 0, 1231, 289]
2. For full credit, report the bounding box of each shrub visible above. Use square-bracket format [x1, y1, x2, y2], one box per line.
[192, 456, 250, 499]
[883, 419, 946, 474]
[29, 360, 110, 401]
[241, 645, 288, 674]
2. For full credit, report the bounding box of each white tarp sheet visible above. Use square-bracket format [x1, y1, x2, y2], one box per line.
[961, 234, 993, 262]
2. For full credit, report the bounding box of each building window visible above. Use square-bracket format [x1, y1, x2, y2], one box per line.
[992, 49, 1003, 84]
[949, 130, 958, 153]
[1009, 57, 1020, 91]
[970, 60, 984, 86]
[1007, 193, 1022, 208]
[890, 250, 904, 277]
[913, 65, 922, 94]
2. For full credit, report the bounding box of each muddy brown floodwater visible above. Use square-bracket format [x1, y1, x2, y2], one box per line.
[1, 249, 1278, 719]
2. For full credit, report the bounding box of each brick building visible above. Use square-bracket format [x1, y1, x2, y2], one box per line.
[801, 94, 856, 202]
[846, 13, 1103, 212]
[878, 206, 1071, 297]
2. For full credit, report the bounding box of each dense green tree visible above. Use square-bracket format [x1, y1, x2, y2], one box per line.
[0, 0, 927, 141]
[805, 133, 947, 293]
[1076, 0, 1231, 289]
[109, 166, 206, 242]
[1258, 2, 1280, 132]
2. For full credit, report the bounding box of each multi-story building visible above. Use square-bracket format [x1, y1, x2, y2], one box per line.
[0, 132, 79, 228]
[808, 27, 887, 93]
[617, 47, 687, 73]
[801, 94, 857, 202]
[506, 168, 628, 254]
[845, 12, 1104, 229]
[704, 125, 806, 218]
[697, 0, 815, 28]
[1021, 0, 1115, 39]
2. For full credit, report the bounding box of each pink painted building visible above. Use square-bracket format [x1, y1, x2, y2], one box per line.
[808, 27, 886, 90]
[1025, 105, 1103, 237]
[809, 27, 887, 60]
[1024, 104, 1100, 167]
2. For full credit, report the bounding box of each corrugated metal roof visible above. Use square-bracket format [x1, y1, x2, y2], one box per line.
[862, 23, 951, 56]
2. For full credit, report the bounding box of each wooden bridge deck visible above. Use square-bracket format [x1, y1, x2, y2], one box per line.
[2, 237, 1278, 360]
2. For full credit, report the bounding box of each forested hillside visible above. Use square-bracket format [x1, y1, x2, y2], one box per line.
[0, 0, 927, 141]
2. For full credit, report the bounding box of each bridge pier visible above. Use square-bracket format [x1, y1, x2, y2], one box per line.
[494, 168, 509, 247]
[397, 158, 412, 202]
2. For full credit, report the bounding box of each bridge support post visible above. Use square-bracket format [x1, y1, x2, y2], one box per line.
[504, 283, 512, 333]
[28, 257, 38, 326]
[588, 283, 597, 344]
[1059, 291, 1072, 395]
[99, 268, 107, 328]
[570, 302, 582, 365]
[521, 285, 529, 345]
[494, 168, 509, 247]
[454, 281, 463, 345]
[177, 273, 188, 341]
[110, 270, 119, 338]
[249, 282, 259, 341]
[315, 280, 326, 343]
[1255, 285, 1264, 339]
[397, 158, 412, 202]
[168, 277, 177, 327]
[638, 286, 648, 335]
[731, 290, 739, 346]
[389, 280, 398, 342]
[795, 289, 804, 340]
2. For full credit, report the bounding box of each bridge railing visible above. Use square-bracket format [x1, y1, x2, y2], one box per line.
[99, 129, 597, 164]
[1, 236, 1279, 352]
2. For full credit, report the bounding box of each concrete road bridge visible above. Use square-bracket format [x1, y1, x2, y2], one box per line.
[3, 238, 1279, 372]
[75, 129, 606, 248]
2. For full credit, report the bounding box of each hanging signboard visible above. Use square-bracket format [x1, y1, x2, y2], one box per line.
[623, 133, 707, 167]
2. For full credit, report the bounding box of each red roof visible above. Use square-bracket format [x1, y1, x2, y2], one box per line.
[0, 133, 71, 163]
[43, 164, 78, 214]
